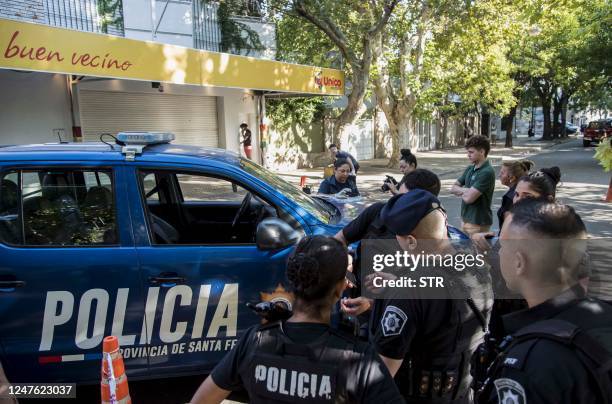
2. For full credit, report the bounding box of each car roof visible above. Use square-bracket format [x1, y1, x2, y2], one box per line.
[0, 142, 241, 165]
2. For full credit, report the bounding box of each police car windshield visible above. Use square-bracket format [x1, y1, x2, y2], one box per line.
[240, 159, 335, 223]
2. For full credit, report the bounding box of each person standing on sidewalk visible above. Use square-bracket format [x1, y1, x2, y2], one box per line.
[451, 135, 496, 236]
[239, 123, 253, 160]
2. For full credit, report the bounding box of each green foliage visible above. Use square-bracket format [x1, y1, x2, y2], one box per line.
[97, 0, 124, 34]
[216, 0, 264, 55]
[417, 0, 517, 118]
[594, 138, 612, 172]
[266, 97, 325, 132]
[274, 11, 336, 67]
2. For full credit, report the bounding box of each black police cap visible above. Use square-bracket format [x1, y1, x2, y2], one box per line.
[381, 189, 442, 236]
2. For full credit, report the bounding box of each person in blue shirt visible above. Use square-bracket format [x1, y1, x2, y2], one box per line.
[329, 143, 360, 175]
[318, 158, 360, 196]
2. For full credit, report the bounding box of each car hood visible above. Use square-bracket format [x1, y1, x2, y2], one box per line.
[312, 195, 374, 226]
[308, 195, 469, 241]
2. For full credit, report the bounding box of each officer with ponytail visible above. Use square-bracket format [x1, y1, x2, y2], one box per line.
[191, 235, 404, 404]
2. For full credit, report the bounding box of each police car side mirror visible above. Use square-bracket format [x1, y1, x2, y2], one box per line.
[256, 218, 300, 251]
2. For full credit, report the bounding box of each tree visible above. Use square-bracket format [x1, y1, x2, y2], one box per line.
[373, 0, 517, 164]
[519, 0, 610, 139]
[270, 0, 399, 148]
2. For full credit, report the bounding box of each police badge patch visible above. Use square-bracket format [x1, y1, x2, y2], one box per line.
[493, 378, 526, 404]
[381, 306, 407, 337]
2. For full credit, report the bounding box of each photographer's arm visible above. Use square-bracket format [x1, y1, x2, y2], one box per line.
[388, 182, 399, 195]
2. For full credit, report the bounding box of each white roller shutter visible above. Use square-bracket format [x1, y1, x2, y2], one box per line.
[78, 90, 218, 147]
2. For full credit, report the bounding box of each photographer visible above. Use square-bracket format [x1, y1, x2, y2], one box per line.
[386, 149, 417, 195]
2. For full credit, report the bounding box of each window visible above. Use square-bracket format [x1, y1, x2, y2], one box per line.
[176, 174, 247, 202]
[0, 169, 118, 246]
[0, 171, 20, 245]
[142, 173, 160, 202]
[139, 170, 278, 245]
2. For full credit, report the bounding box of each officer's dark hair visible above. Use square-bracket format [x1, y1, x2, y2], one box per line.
[333, 158, 350, 169]
[509, 200, 587, 283]
[518, 167, 561, 200]
[286, 236, 347, 308]
[465, 135, 491, 157]
[510, 199, 585, 238]
[400, 149, 417, 168]
[400, 169, 441, 196]
[328, 143, 338, 150]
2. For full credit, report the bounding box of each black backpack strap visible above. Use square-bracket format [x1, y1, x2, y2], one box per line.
[506, 319, 612, 403]
[512, 319, 612, 370]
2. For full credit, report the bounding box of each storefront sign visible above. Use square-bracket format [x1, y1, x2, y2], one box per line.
[0, 18, 344, 95]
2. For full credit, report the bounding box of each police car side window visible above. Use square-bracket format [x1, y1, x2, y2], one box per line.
[176, 174, 247, 202]
[0, 169, 119, 247]
[0, 171, 21, 244]
[142, 173, 160, 202]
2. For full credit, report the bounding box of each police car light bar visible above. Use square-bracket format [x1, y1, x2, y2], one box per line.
[117, 132, 175, 145]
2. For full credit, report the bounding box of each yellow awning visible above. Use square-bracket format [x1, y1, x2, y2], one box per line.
[0, 18, 344, 95]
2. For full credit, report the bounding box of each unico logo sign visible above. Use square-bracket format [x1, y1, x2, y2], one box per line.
[314, 71, 342, 90]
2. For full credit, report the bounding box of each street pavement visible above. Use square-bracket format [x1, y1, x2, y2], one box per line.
[282, 135, 611, 237]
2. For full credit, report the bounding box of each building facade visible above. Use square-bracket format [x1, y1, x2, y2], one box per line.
[0, 0, 332, 167]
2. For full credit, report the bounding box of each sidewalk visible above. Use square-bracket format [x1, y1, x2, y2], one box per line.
[277, 135, 575, 200]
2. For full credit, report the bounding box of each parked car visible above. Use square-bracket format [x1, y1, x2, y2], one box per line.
[0, 132, 467, 385]
[583, 119, 612, 146]
[564, 122, 579, 134]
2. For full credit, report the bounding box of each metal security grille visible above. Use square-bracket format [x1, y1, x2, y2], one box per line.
[78, 89, 219, 147]
[43, 0, 124, 36]
[193, 0, 221, 51]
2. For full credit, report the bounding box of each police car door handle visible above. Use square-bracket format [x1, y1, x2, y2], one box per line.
[0, 280, 26, 289]
[148, 275, 186, 286]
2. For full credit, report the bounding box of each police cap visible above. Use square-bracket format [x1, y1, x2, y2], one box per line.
[381, 189, 442, 236]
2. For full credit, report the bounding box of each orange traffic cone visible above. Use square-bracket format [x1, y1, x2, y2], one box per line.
[101, 336, 131, 404]
[604, 177, 612, 202]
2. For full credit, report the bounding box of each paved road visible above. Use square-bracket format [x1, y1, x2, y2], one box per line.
[438, 139, 611, 237]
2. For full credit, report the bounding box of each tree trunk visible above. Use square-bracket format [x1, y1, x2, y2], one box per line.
[335, 69, 368, 148]
[505, 105, 517, 148]
[540, 98, 553, 140]
[552, 95, 562, 139]
[438, 115, 448, 149]
[560, 92, 570, 138]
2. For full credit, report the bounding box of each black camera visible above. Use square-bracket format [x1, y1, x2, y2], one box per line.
[381, 175, 398, 192]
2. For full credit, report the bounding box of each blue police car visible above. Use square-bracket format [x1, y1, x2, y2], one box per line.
[0, 133, 361, 385]
[0, 133, 467, 385]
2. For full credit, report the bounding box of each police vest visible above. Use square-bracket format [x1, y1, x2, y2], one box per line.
[239, 322, 362, 404]
[392, 252, 492, 403]
[477, 305, 612, 403]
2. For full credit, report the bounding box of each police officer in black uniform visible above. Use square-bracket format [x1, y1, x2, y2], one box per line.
[476, 200, 612, 404]
[368, 190, 492, 404]
[191, 235, 404, 404]
[335, 169, 442, 319]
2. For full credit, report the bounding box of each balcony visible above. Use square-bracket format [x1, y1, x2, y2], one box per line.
[0, 0, 124, 36]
